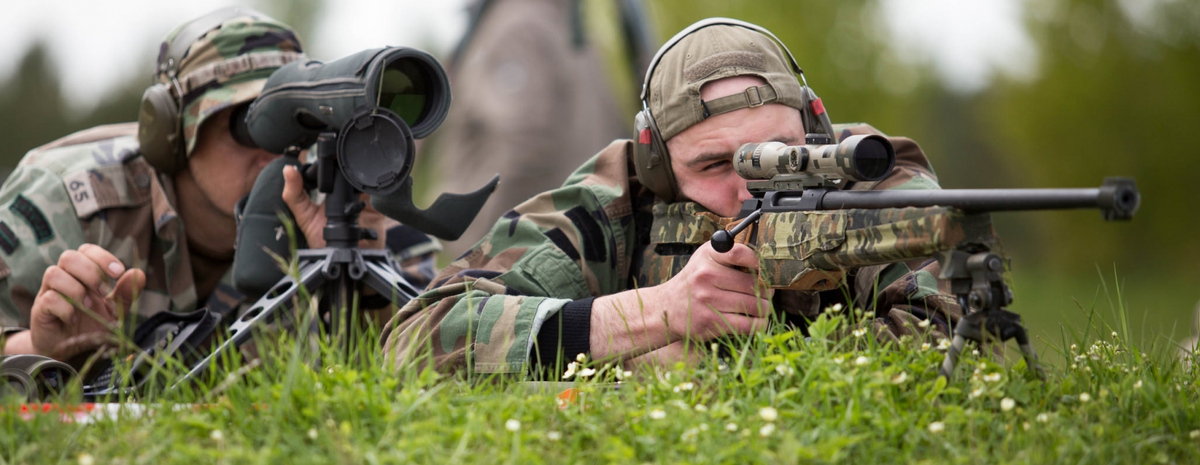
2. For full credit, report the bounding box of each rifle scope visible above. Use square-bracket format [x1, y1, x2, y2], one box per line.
[734, 134, 896, 182]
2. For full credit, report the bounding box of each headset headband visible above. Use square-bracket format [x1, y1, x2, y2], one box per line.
[639, 17, 804, 102]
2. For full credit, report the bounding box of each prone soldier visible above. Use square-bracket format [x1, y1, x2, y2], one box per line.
[0, 7, 433, 364]
[383, 18, 960, 374]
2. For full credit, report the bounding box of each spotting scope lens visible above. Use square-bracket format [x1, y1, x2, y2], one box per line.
[369, 49, 450, 139]
[733, 134, 896, 182]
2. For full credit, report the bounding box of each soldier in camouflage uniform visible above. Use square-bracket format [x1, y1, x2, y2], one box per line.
[383, 19, 960, 375]
[0, 8, 433, 363]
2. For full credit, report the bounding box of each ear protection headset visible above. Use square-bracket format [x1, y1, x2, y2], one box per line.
[632, 18, 835, 202]
[137, 7, 270, 175]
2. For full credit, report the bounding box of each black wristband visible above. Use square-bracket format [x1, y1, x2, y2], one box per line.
[534, 297, 594, 372]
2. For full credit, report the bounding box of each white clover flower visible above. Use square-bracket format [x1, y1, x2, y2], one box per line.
[1079, 392, 1091, 403]
[1037, 413, 1050, 423]
[1070, 343, 1078, 352]
[830, 303, 844, 313]
[578, 367, 597, 378]
[921, 342, 931, 351]
[576, 353, 587, 363]
[937, 339, 951, 350]
[854, 356, 870, 366]
[726, 422, 739, 432]
[1001, 398, 1016, 412]
[775, 364, 795, 376]
[1111, 331, 1119, 339]
[546, 431, 562, 441]
[679, 382, 694, 391]
[78, 454, 94, 465]
[308, 428, 318, 440]
[891, 372, 908, 385]
[1134, 380, 1143, 389]
[833, 355, 845, 365]
[1190, 430, 1200, 439]
[928, 421, 945, 434]
[649, 409, 666, 420]
[562, 362, 578, 379]
[918, 319, 931, 328]
[971, 349, 980, 357]
[1023, 422, 1031, 431]
[699, 423, 709, 431]
[969, 388, 983, 399]
[759, 407, 779, 422]
[506, 419, 521, 432]
[681, 428, 700, 443]
[211, 429, 224, 441]
[983, 372, 1002, 383]
[852, 328, 867, 338]
[759, 423, 776, 437]
[695, 404, 708, 412]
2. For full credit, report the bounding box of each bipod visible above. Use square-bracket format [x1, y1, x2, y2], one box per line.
[936, 249, 1045, 380]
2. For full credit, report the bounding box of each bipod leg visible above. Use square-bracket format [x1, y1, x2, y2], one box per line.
[937, 308, 1044, 381]
[172, 257, 329, 391]
[939, 334, 970, 379]
[1011, 321, 1045, 380]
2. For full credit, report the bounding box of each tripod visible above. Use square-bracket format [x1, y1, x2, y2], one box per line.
[173, 134, 422, 388]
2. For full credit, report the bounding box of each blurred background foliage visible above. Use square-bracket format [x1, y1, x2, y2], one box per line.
[0, 0, 1195, 353]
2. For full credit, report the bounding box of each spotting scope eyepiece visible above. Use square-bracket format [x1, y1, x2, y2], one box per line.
[734, 134, 896, 183]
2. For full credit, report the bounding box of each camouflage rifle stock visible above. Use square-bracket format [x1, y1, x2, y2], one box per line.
[711, 136, 1141, 379]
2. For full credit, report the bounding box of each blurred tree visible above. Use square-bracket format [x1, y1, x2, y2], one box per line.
[980, 0, 1200, 272]
[0, 42, 69, 171]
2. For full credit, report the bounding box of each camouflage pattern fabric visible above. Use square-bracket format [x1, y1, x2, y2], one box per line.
[754, 207, 998, 290]
[0, 125, 219, 329]
[383, 122, 964, 373]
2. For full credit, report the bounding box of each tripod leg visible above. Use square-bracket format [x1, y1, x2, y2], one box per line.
[360, 254, 421, 306]
[1013, 325, 1045, 380]
[171, 259, 329, 390]
[939, 335, 969, 380]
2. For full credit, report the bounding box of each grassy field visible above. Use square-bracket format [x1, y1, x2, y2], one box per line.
[4, 291, 1200, 465]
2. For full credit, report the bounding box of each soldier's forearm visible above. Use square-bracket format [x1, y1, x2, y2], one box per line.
[590, 287, 672, 362]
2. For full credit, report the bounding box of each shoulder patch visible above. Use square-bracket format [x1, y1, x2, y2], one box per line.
[0, 221, 20, 254]
[9, 195, 53, 244]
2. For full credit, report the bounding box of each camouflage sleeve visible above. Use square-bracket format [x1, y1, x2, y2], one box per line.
[0, 164, 89, 330]
[382, 141, 636, 374]
[834, 123, 962, 340]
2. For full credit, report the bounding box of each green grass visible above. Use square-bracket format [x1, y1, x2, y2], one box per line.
[4, 287, 1200, 464]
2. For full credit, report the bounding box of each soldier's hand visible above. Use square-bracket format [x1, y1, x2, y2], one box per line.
[281, 164, 387, 249]
[657, 242, 773, 341]
[29, 244, 145, 361]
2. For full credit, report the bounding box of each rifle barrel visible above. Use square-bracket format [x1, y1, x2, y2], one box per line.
[768, 177, 1139, 220]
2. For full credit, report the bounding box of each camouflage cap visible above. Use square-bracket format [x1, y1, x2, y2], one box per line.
[646, 19, 807, 142]
[156, 10, 305, 155]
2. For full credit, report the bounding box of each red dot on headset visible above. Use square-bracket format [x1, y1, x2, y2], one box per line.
[639, 128, 652, 144]
[811, 98, 826, 116]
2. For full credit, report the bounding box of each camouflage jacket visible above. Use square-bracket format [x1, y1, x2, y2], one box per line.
[383, 123, 961, 374]
[0, 123, 437, 336]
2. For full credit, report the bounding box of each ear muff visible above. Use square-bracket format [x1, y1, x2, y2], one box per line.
[632, 108, 678, 203]
[138, 83, 187, 174]
[633, 18, 835, 202]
